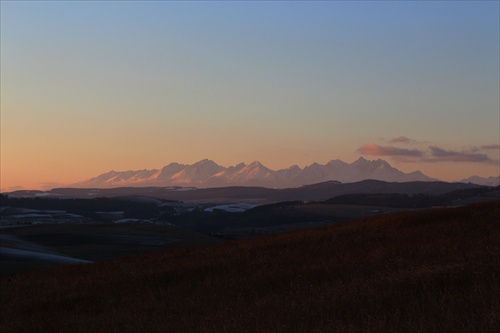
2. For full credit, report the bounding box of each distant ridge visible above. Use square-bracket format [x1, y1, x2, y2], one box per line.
[9, 179, 489, 204]
[460, 175, 500, 187]
[72, 158, 436, 189]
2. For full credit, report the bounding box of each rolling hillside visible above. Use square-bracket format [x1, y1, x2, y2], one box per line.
[1, 201, 499, 332]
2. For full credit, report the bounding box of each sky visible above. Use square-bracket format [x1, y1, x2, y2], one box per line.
[1, 1, 499, 191]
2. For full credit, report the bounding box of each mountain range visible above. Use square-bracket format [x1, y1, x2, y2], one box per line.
[73, 157, 439, 189]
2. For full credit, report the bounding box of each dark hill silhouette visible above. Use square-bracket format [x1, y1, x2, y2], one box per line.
[7, 179, 486, 203]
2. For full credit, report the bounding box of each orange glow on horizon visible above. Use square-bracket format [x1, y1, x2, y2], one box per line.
[2, 153, 498, 191]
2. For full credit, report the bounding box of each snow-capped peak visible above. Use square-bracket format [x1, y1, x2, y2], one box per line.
[72, 158, 436, 188]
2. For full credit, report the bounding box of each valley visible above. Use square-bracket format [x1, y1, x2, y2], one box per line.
[1, 181, 498, 277]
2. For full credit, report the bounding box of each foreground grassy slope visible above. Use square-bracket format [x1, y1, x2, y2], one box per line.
[1, 201, 499, 332]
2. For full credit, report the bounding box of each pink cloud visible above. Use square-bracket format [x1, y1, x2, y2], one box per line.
[357, 143, 423, 157]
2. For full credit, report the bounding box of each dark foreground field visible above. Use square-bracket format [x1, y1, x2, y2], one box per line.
[0, 223, 223, 277]
[1, 201, 499, 332]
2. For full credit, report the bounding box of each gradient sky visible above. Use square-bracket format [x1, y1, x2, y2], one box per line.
[1, 1, 499, 191]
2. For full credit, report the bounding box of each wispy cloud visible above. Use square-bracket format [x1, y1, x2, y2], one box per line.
[357, 143, 423, 157]
[426, 146, 492, 163]
[481, 144, 500, 150]
[389, 136, 418, 144]
[358, 142, 497, 165]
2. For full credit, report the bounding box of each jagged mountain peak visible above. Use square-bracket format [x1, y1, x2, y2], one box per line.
[351, 157, 390, 170]
[306, 162, 322, 168]
[326, 159, 347, 166]
[352, 156, 368, 164]
[191, 159, 221, 167]
[72, 158, 435, 188]
[248, 160, 266, 167]
[163, 162, 183, 168]
[288, 164, 302, 171]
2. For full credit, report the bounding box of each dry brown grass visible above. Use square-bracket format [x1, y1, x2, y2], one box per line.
[1, 201, 499, 332]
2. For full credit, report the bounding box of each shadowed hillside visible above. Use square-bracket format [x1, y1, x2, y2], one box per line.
[1, 201, 499, 332]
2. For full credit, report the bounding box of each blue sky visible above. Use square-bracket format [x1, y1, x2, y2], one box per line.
[1, 1, 499, 190]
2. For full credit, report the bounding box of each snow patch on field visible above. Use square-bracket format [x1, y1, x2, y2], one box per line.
[205, 203, 258, 213]
[114, 218, 142, 224]
[0, 247, 92, 264]
[10, 213, 53, 219]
